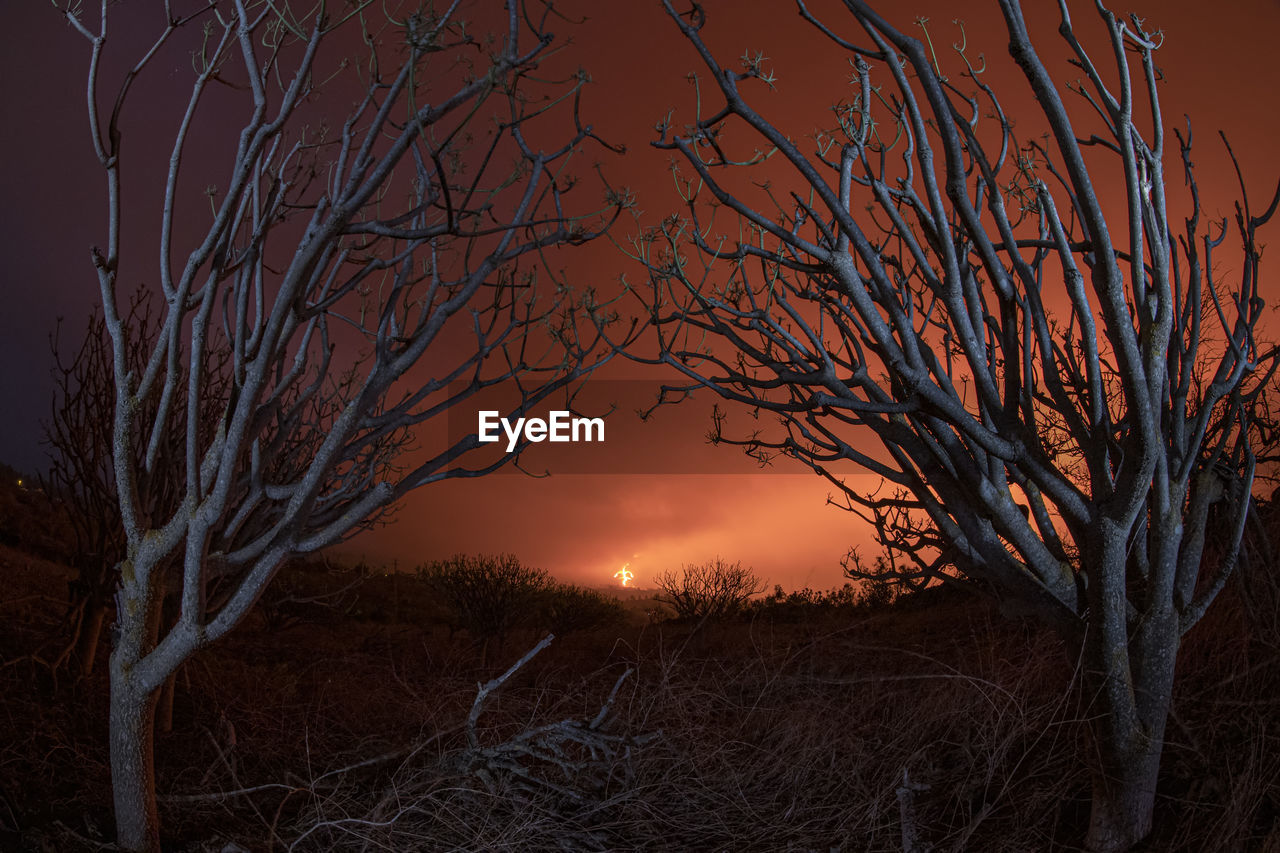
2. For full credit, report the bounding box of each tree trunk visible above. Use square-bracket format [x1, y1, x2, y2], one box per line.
[109, 652, 160, 853]
[156, 668, 177, 735]
[1080, 601, 1179, 852]
[77, 598, 108, 678]
[110, 555, 178, 853]
[1087, 735, 1164, 853]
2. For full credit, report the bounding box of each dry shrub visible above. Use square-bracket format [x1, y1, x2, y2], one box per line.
[537, 584, 626, 637]
[416, 554, 552, 650]
[0, 545, 113, 848]
[1153, 539, 1280, 853]
[654, 557, 766, 621]
[265, 601, 1092, 852]
[275, 636, 657, 852]
[603, 610, 1085, 852]
[743, 581, 908, 623]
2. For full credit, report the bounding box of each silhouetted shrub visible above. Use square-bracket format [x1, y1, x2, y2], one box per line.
[744, 583, 862, 622]
[842, 551, 915, 609]
[417, 554, 551, 648]
[654, 558, 766, 621]
[853, 574, 899, 609]
[538, 584, 626, 635]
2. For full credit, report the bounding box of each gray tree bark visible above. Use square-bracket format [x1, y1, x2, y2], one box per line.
[54, 1, 633, 848]
[106, 548, 181, 853]
[109, 658, 160, 852]
[630, 2, 1278, 850]
[1080, 524, 1180, 851]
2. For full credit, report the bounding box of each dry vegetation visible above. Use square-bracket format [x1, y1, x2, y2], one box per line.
[1, 472, 1278, 851]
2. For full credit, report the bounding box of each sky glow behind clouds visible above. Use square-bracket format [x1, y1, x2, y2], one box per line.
[2, 0, 1276, 589]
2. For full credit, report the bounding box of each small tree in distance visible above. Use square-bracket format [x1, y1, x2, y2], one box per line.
[55, 1, 632, 849]
[538, 582, 627, 636]
[418, 553, 552, 656]
[628, 1, 1277, 850]
[655, 558, 767, 621]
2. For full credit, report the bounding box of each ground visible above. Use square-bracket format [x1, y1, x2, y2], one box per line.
[0, 476, 1278, 851]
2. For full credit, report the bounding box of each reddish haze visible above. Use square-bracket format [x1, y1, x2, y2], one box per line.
[1, 1, 1277, 590]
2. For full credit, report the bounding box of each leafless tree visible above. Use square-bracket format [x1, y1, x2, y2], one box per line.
[626, 1, 1277, 850]
[417, 553, 552, 656]
[43, 292, 230, 678]
[42, 304, 138, 679]
[655, 558, 766, 621]
[55, 0, 629, 849]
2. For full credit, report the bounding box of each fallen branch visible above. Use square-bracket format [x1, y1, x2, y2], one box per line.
[459, 633, 660, 801]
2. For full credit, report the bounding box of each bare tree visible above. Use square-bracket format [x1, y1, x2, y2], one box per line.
[43, 292, 230, 678]
[654, 558, 766, 621]
[42, 305, 136, 679]
[626, 1, 1277, 850]
[55, 1, 629, 849]
[417, 553, 552, 657]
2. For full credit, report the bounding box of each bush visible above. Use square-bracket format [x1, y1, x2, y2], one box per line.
[854, 574, 899, 609]
[654, 558, 766, 621]
[842, 551, 913, 609]
[417, 554, 551, 648]
[538, 584, 626, 636]
[744, 583, 860, 622]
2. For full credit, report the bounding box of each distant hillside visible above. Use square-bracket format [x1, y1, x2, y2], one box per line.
[586, 584, 659, 601]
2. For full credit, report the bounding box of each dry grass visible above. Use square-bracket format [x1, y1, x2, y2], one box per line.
[1, 533, 1278, 850]
[595, 608, 1087, 852]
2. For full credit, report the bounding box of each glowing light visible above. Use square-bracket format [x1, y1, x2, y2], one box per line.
[613, 562, 634, 587]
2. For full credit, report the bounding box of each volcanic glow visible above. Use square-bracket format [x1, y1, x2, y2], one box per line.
[613, 563, 634, 587]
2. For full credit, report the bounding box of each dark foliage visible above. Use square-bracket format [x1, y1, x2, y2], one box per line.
[536, 584, 626, 636]
[417, 554, 553, 648]
[654, 558, 767, 621]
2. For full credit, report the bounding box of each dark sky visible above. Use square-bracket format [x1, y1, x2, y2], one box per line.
[2, 0, 1277, 590]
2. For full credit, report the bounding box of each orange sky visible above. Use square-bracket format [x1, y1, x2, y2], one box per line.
[345, 0, 1280, 590]
[2, 0, 1278, 591]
